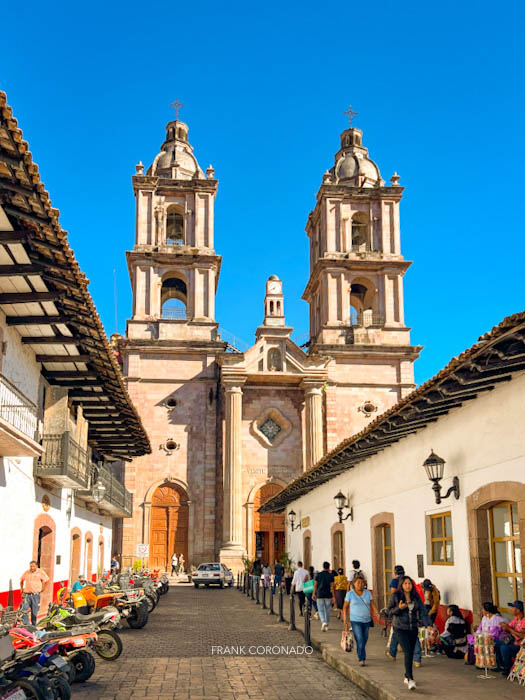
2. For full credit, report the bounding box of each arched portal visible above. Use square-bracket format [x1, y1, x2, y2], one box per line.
[84, 533, 93, 581]
[150, 483, 189, 570]
[69, 528, 81, 585]
[253, 483, 285, 565]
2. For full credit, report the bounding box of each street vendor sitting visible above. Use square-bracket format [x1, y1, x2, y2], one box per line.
[494, 600, 525, 676]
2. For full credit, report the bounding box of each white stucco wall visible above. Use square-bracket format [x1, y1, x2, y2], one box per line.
[285, 370, 525, 612]
[0, 315, 113, 600]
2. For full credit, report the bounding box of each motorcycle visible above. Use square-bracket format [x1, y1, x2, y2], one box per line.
[38, 604, 122, 662]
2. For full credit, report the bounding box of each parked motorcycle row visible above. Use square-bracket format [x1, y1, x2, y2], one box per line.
[0, 569, 169, 700]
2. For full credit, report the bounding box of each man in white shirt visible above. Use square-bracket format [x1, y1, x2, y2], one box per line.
[171, 553, 178, 575]
[291, 561, 309, 616]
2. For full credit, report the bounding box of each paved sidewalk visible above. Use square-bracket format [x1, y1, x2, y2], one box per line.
[239, 585, 524, 699]
[74, 581, 369, 700]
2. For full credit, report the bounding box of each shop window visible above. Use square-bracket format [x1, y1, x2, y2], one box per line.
[429, 512, 454, 565]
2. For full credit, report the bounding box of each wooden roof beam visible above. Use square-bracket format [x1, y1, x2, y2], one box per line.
[36, 354, 90, 363]
[21, 336, 79, 344]
[0, 292, 62, 304]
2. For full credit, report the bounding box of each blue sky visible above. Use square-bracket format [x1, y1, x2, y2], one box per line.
[2, 1, 524, 384]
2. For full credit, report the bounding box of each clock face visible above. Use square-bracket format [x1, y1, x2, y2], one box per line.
[268, 282, 280, 294]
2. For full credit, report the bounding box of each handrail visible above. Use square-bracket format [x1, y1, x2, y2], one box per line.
[0, 373, 38, 440]
[38, 432, 90, 487]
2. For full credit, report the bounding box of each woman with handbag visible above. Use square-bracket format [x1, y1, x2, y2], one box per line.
[388, 576, 433, 690]
[343, 573, 378, 666]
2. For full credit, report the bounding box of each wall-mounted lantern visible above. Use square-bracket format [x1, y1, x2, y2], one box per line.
[334, 491, 353, 522]
[423, 450, 460, 504]
[288, 509, 302, 532]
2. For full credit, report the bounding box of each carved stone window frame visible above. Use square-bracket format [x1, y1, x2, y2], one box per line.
[251, 407, 292, 449]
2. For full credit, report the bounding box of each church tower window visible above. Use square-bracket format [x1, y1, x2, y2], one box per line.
[161, 276, 187, 319]
[166, 206, 184, 245]
[351, 212, 369, 251]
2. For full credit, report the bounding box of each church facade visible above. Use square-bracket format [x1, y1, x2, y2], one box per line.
[117, 116, 421, 571]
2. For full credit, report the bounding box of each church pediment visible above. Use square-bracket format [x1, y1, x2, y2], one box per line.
[220, 335, 330, 383]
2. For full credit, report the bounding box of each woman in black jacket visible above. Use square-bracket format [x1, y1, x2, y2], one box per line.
[388, 576, 433, 690]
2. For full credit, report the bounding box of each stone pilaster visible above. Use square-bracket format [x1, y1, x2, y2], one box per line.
[303, 383, 324, 470]
[219, 381, 246, 571]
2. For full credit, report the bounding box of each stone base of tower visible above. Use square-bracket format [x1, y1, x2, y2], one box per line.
[219, 543, 246, 575]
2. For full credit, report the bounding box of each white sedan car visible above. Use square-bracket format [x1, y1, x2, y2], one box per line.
[192, 562, 234, 588]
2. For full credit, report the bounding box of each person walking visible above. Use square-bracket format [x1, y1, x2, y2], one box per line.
[273, 560, 284, 593]
[388, 575, 433, 691]
[251, 559, 262, 596]
[171, 552, 178, 575]
[386, 565, 422, 666]
[284, 564, 293, 595]
[422, 579, 440, 623]
[313, 561, 335, 631]
[20, 560, 49, 626]
[291, 561, 309, 616]
[348, 560, 365, 587]
[178, 554, 185, 574]
[306, 565, 319, 619]
[334, 568, 348, 619]
[262, 563, 272, 588]
[343, 572, 378, 666]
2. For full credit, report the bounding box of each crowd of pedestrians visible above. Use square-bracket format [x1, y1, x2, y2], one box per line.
[247, 557, 525, 691]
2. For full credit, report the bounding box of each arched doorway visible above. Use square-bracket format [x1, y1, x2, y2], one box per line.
[331, 523, 345, 572]
[253, 483, 285, 565]
[70, 529, 81, 585]
[370, 512, 395, 609]
[303, 530, 312, 569]
[85, 533, 93, 581]
[32, 514, 56, 612]
[150, 483, 189, 570]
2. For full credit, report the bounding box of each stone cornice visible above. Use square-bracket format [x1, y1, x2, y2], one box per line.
[310, 343, 423, 360]
[132, 175, 218, 195]
[302, 256, 411, 300]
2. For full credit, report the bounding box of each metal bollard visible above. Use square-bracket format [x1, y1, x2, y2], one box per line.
[304, 597, 312, 646]
[269, 585, 275, 615]
[250, 575, 254, 600]
[279, 586, 284, 622]
[288, 592, 296, 631]
[262, 584, 267, 609]
[256, 578, 260, 604]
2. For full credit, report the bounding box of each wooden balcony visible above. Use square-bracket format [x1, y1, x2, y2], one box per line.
[78, 462, 133, 518]
[35, 432, 90, 489]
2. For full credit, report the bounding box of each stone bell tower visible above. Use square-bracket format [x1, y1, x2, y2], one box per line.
[127, 118, 220, 341]
[118, 115, 225, 571]
[303, 123, 422, 446]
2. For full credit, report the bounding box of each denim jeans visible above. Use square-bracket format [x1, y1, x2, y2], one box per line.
[252, 575, 261, 596]
[352, 620, 370, 661]
[22, 592, 40, 626]
[389, 627, 422, 662]
[317, 597, 331, 626]
[495, 639, 520, 674]
[273, 575, 282, 593]
[306, 592, 318, 612]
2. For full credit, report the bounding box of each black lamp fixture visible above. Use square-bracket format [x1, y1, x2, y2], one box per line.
[334, 491, 353, 523]
[288, 509, 302, 531]
[423, 450, 460, 504]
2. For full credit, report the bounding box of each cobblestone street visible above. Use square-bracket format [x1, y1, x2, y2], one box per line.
[74, 582, 369, 700]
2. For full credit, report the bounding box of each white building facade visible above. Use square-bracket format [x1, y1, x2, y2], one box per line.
[261, 312, 525, 626]
[0, 91, 150, 612]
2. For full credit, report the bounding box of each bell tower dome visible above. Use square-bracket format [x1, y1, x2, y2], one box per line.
[126, 116, 221, 342]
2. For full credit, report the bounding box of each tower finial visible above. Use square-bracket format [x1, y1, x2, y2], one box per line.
[169, 98, 184, 120]
[344, 105, 358, 128]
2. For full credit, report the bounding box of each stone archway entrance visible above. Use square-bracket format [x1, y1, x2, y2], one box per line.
[253, 483, 285, 565]
[150, 483, 189, 570]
